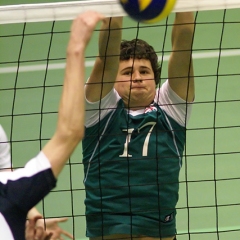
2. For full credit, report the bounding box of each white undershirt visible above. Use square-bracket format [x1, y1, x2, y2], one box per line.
[85, 80, 193, 128]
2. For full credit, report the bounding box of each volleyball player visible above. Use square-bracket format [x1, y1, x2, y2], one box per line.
[83, 12, 195, 240]
[0, 11, 104, 240]
[0, 124, 75, 239]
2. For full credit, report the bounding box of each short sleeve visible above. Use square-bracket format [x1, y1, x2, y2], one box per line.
[0, 151, 56, 212]
[0, 125, 11, 170]
[155, 80, 193, 126]
[84, 87, 120, 128]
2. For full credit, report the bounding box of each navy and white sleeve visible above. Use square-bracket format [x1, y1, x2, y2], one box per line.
[0, 152, 56, 240]
[0, 151, 56, 212]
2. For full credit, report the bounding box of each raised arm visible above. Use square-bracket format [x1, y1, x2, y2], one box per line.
[85, 17, 123, 102]
[168, 12, 195, 102]
[42, 11, 104, 178]
[0, 11, 105, 240]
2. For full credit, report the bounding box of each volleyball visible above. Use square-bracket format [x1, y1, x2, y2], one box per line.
[119, 0, 177, 23]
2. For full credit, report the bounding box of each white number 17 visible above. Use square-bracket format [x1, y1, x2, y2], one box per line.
[119, 122, 156, 157]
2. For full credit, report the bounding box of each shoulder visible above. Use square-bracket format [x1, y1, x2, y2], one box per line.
[85, 88, 121, 128]
[0, 152, 56, 214]
[85, 87, 120, 109]
[0, 152, 53, 184]
[155, 80, 193, 126]
[155, 80, 185, 103]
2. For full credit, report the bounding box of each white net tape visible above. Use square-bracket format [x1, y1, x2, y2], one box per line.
[1, 0, 240, 24]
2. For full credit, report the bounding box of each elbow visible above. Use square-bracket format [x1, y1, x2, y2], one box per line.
[69, 127, 85, 143]
[56, 124, 85, 144]
[72, 127, 85, 142]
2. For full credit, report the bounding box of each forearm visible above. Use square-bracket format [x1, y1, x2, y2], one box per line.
[168, 12, 195, 102]
[56, 13, 106, 142]
[58, 46, 85, 138]
[43, 46, 85, 178]
[172, 12, 195, 50]
[99, 17, 123, 60]
[86, 17, 123, 102]
[42, 12, 105, 178]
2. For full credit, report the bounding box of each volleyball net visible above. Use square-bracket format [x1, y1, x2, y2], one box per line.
[1, 0, 240, 24]
[1, 0, 240, 239]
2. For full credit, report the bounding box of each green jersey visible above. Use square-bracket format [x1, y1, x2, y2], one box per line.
[83, 81, 192, 238]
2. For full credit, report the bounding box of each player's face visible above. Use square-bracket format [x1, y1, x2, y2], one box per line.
[115, 58, 156, 110]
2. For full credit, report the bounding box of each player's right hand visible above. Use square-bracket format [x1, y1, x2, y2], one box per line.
[25, 216, 53, 240]
[68, 11, 105, 50]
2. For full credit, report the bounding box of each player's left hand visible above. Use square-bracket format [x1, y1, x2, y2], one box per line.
[36, 217, 74, 239]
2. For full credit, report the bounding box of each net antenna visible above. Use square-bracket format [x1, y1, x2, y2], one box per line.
[1, 0, 240, 24]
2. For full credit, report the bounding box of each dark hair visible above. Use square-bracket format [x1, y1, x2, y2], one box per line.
[120, 39, 160, 85]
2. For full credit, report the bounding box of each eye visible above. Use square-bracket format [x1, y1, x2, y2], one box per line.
[123, 71, 132, 76]
[140, 70, 148, 74]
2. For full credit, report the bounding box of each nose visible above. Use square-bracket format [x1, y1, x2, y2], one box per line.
[132, 79, 142, 83]
[132, 71, 142, 83]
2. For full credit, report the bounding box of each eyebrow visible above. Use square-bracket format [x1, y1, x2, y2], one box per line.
[120, 66, 151, 72]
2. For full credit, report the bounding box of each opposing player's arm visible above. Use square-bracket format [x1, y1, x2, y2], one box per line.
[168, 12, 195, 102]
[85, 17, 123, 102]
[42, 11, 104, 178]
